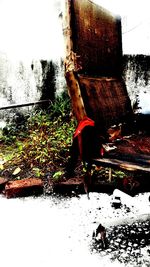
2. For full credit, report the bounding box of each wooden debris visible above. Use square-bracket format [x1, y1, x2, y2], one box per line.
[4, 178, 43, 198]
[108, 125, 122, 141]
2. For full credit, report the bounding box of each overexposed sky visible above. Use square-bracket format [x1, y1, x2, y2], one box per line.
[0, 0, 64, 60]
[93, 0, 150, 55]
[0, 0, 150, 60]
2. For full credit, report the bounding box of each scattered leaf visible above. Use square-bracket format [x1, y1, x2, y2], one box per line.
[53, 171, 63, 180]
[13, 167, 21, 176]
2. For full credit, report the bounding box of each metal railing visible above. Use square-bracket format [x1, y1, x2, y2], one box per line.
[0, 100, 51, 110]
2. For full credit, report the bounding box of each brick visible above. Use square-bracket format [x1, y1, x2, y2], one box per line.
[4, 178, 43, 198]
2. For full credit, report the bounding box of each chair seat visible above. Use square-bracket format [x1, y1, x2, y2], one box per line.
[93, 135, 150, 172]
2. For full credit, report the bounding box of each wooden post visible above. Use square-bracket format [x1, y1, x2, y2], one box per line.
[63, 0, 87, 122]
[65, 71, 87, 122]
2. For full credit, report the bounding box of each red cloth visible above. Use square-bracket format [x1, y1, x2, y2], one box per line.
[73, 116, 95, 138]
[73, 116, 95, 159]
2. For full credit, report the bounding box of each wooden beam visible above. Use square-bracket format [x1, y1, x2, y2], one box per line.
[63, 0, 87, 122]
[63, 0, 73, 60]
[65, 71, 87, 122]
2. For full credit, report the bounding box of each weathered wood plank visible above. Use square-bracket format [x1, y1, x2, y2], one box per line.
[70, 0, 122, 76]
[93, 158, 150, 172]
[78, 76, 132, 129]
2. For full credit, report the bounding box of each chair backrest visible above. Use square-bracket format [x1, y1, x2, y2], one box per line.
[78, 76, 132, 130]
[63, 0, 133, 130]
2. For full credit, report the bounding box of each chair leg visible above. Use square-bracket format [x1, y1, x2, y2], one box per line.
[83, 162, 92, 199]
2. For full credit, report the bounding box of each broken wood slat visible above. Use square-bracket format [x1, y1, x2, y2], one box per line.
[4, 178, 43, 198]
[93, 158, 150, 172]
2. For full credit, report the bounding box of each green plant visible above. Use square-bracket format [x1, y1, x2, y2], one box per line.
[48, 91, 72, 120]
[112, 170, 126, 179]
[0, 93, 76, 180]
[52, 171, 64, 181]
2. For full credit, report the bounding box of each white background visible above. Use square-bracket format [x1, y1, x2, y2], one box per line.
[93, 0, 150, 55]
[0, 0, 150, 60]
